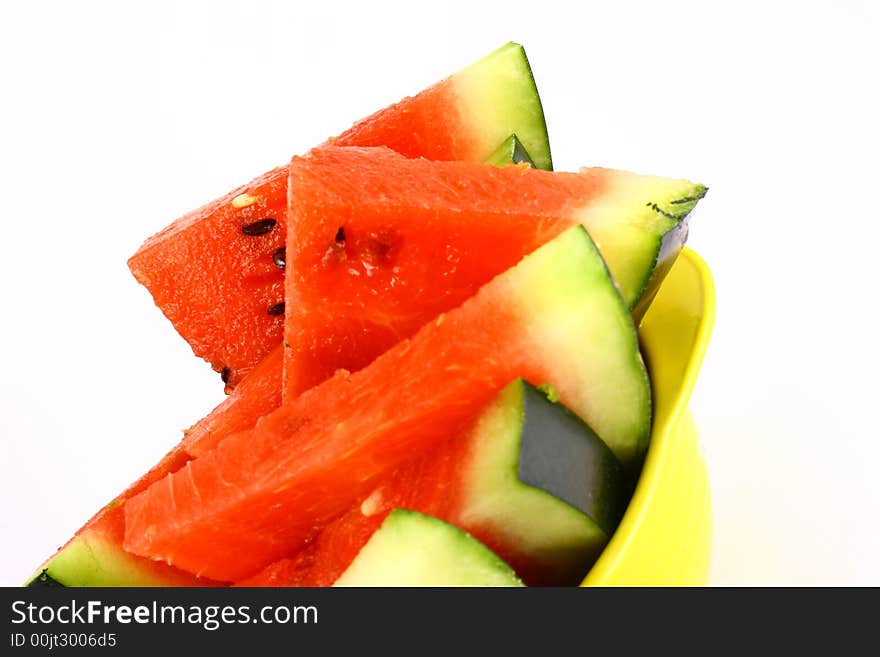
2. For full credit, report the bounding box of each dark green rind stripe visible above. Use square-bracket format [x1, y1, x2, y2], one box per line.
[27, 569, 66, 587]
[511, 135, 536, 167]
[517, 382, 627, 537]
[647, 184, 709, 222]
[632, 186, 707, 323]
[512, 43, 553, 171]
[485, 134, 536, 168]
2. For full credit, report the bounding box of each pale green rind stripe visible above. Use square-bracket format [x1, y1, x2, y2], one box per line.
[507, 226, 652, 466]
[570, 171, 706, 308]
[454, 42, 552, 171]
[27, 532, 204, 587]
[457, 381, 609, 584]
[333, 509, 524, 587]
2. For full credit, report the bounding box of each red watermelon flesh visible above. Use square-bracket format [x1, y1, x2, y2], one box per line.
[237, 381, 610, 588]
[123, 227, 650, 581]
[283, 145, 702, 400]
[240, 506, 389, 587]
[234, 445, 474, 587]
[189, 143, 701, 457]
[235, 544, 318, 588]
[128, 43, 550, 389]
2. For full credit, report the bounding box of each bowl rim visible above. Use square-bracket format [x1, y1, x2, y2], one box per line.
[583, 246, 716, 582]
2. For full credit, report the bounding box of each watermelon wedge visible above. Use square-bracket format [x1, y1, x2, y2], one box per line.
[123, 226, 651, 582]
[186, 144, 704, 457]
[128, 42, 551, 389]
[238, 379, 626, 587]
[282, 145, 705, 399]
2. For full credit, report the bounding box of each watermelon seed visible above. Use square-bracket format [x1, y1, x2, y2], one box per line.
[220, 367, 231, 384]
[360, 489, 384, 516]
[231, 193, 257, 209]
[267, 302, 285, 316]
[335, 227, 346, 244]
[272, 246, 286, 270]
[242, 218, 277, 236]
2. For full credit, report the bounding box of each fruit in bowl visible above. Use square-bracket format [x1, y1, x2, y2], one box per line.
[27, 43, 712, 588]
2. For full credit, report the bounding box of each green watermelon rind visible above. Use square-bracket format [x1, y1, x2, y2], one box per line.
[454, 42, 553, 172]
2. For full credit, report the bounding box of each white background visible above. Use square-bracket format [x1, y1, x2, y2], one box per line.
[1, 1, 878, 586]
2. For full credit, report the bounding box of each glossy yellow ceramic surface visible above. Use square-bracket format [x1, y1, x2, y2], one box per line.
[582, 247, 715, 586]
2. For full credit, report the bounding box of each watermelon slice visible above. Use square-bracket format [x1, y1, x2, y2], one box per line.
[282, 145, 705, 399]
[238, 379, 626, 587]
[185, 144, 704, 458]
[123, 226, 651, 582]
[128, 42, 551, 389]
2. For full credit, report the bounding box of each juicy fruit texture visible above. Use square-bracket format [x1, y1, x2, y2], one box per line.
[239, 380, 626, 587]
[123, 227, 650, 581]
[178, 138, 529, 458]
[235, 548, 316, 588]
[283, 145, 704, 399]
[332, 510, 524, 587]
[28, 445, 221, 586]
[239, 507, 385, 587]
[128, 42, 551, 389]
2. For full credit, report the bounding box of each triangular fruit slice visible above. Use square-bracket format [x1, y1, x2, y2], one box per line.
[123, 226, 650, 582]
[238, 379, 627, 587]
[128, 42, 551, 389]
[283, 145, 705, 399]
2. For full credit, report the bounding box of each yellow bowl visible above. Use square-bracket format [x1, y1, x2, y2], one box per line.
[582, 247, 716, 586]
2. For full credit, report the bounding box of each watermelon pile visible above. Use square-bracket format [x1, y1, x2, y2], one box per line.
[28, 43, 706, 588]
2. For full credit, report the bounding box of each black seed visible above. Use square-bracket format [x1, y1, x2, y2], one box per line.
[267, 302, 285, 316]
[272, 246, 286, 270]
[220, 367, 231, 384]
[242, 218, 277, 236]
[335, 226, 346, 243]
